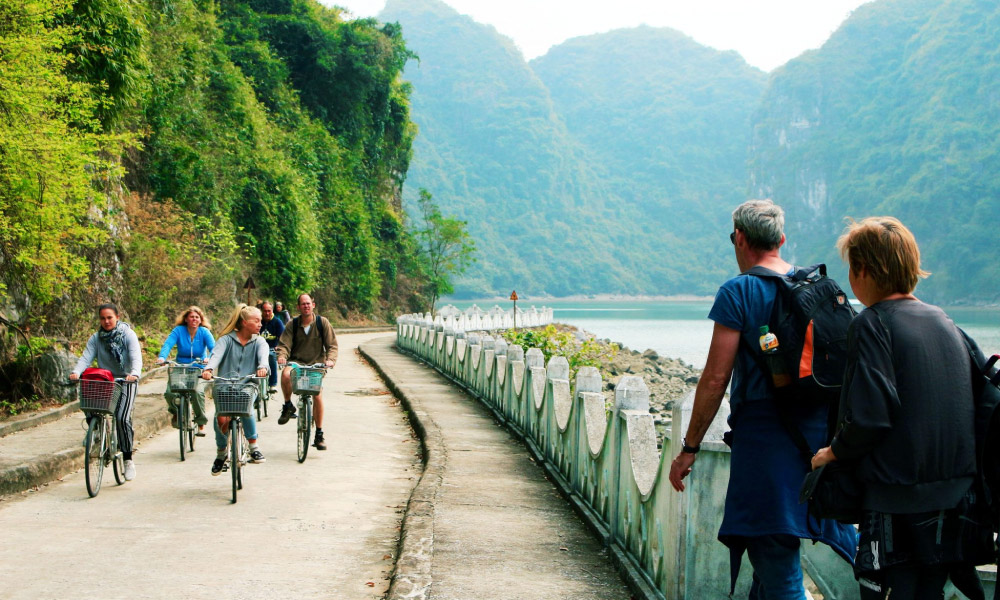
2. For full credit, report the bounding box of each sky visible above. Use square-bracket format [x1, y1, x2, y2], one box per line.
[322, 0, 873, 72]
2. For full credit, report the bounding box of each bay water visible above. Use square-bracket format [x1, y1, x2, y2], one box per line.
[445, 299, 1000, 370]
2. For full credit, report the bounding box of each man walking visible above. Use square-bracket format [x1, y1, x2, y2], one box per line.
[275, 294, 337, 450]
[668, 200, 854, 598]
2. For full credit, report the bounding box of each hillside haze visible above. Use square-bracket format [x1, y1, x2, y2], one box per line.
[383, 0, 999, 304]
[750, 0, 1000, 304]
[381, 0, 768, 297]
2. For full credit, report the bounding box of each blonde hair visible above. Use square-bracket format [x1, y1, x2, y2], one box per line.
[174, 305, 211, 330]
[837, 216, 929, 295]
[217, 304, 262, 337]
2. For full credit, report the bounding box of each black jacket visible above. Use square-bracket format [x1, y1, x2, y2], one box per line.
[831, 299, 976, 513]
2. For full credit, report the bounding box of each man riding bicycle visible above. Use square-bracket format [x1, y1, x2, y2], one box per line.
[275, 294, 337, 450]
[258, 301, 284, 394]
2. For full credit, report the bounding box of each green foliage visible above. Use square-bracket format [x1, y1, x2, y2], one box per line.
[0, 0, 132, 307]
[501, 325, 619, 380]
[15, 337, 56, 365]
[415, 189, 476, 312]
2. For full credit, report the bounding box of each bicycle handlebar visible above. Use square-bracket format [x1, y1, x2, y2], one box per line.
[286, 362, 327, 370]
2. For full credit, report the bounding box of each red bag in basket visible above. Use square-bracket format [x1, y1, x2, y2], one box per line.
[81, 367, 114, 381]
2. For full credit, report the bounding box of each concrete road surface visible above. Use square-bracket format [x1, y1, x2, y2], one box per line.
[0, 332, 418, 600]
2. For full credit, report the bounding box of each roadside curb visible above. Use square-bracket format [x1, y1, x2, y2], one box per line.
[0, 367, 166, 439]
[0, 397, 172, 497]
[358, 339, 441, 600]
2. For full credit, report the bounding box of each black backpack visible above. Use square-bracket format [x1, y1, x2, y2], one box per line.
[961, 334, 1000, 559]
[744, 264, 856, 459]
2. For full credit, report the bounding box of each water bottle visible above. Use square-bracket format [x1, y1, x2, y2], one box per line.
[759, 325, 792, 388]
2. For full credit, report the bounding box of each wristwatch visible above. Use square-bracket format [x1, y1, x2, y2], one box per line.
[682, 438, 701, 454]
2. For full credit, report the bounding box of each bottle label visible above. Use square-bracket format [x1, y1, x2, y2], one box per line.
[759, 332, 778, 352]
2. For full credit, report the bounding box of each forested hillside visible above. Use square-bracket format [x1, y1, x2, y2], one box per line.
[1, 0, 428, 344]
[750, 0, 1000, 303]
[380, 0, 768, 297]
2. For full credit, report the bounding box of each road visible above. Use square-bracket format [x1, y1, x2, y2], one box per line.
[0, 332, 418, 600]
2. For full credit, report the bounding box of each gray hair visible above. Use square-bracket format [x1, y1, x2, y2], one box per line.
[732, 199, 784, 251]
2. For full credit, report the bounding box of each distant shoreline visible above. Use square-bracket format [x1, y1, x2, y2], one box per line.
[442, 294, 715, 304]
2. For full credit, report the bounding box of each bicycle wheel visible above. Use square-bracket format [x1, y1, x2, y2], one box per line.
[184, 394, 195, 453]
[262, 388, 269, 418]
[296, 397, 311, 463]
[84, 416, 105, 498]
[112, 422, 126, 485]
[230, 418, 241, 503]
[178, 395, 187, 461]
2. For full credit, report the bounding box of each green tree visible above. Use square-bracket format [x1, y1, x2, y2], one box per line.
[415, 188, 476, 313]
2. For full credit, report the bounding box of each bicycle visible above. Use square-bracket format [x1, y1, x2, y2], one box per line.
[78, 378, 133, 497]
[213, 375, 257, 504]
[254, 372, 268, 421]
[287, 362, 326, 463]
[166, 361, 203, 461]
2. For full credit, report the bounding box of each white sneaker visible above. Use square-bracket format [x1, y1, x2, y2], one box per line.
[124, 460, 136, 481]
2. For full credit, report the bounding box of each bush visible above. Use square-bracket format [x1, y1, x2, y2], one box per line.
[500, 325, 618, 380]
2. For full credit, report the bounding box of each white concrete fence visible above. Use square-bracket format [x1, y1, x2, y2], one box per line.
[397, 304, 553, 333]
[393, 316, 879, 600]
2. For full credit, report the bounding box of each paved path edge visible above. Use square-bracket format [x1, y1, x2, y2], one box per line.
[1, 365, 171, 496]
[358, 340, 440, 600]
[360, 339, 663, 600]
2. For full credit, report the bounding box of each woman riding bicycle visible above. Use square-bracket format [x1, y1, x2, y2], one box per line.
[201, 304, 269, 475]
[155, 306, 215, 437]
[69, 303, 142, 481]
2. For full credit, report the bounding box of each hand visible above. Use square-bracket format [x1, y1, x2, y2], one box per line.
[277, 356, 286, 366]
[669, 452, 697, 492]
[256, 368, 267, 377]
[69, 373, 79, 381]
[125, 375, 138, 382]
[156, 358, 165, 365]
[201, 369, 213, 381]
[324, 360, 335, 368]
[811, 446, 837, 470]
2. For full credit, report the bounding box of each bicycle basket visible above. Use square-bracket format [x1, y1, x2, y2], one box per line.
[79, 380, 121, 414]
[167, 366, 202, 392]
[292, 367, 324, 394]
[214, 382, 257, 416]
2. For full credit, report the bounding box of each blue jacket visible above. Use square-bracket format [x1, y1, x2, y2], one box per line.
[158, 326, 215, 364]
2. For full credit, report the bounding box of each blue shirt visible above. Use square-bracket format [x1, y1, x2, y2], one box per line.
[158, 326, 215, 364]
[708, 270, 855, 565]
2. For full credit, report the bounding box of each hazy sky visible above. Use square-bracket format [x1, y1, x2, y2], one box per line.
[323, 0, 872, 71]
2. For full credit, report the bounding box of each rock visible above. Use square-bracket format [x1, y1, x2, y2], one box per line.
[642, 349, 659, 361]
[685, 375, 700, 385]
[36, 350, 76, 403]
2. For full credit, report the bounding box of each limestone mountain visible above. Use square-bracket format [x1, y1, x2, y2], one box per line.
[750, 0, 1000, 303]
[380, 0, 768, 297]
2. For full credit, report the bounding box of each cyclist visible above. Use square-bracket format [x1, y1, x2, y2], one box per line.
[69, 303, 142, 481]
[274, 301, 292, 325]
[258, 301, 284, 394]
[275, 293, 337, 450]
[155, 305, 214, 437]
[201, 304, 269, 475]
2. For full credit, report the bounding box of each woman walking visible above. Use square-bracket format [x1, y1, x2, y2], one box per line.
[812, 217, 993, 599]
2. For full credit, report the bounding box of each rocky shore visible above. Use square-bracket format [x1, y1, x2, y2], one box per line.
[561, 325, 703, 446]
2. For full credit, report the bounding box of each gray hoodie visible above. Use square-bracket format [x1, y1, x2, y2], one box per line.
[205, 332, 269, 379]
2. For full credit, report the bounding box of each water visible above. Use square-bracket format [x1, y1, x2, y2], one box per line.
[443, 299, 1000, 369]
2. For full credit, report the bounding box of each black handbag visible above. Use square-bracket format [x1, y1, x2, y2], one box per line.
[799, 460, 863, 524]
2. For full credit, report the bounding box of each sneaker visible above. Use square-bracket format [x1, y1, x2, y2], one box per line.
[195, 426, 206, 437]
[249, 449, 266, 463]
[124, 460, 136, 481]
[313, 432, 327, 451]
[277, 402, 296, 425]
[211, 458, 226, 476]
[268, 386, 277, 394]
